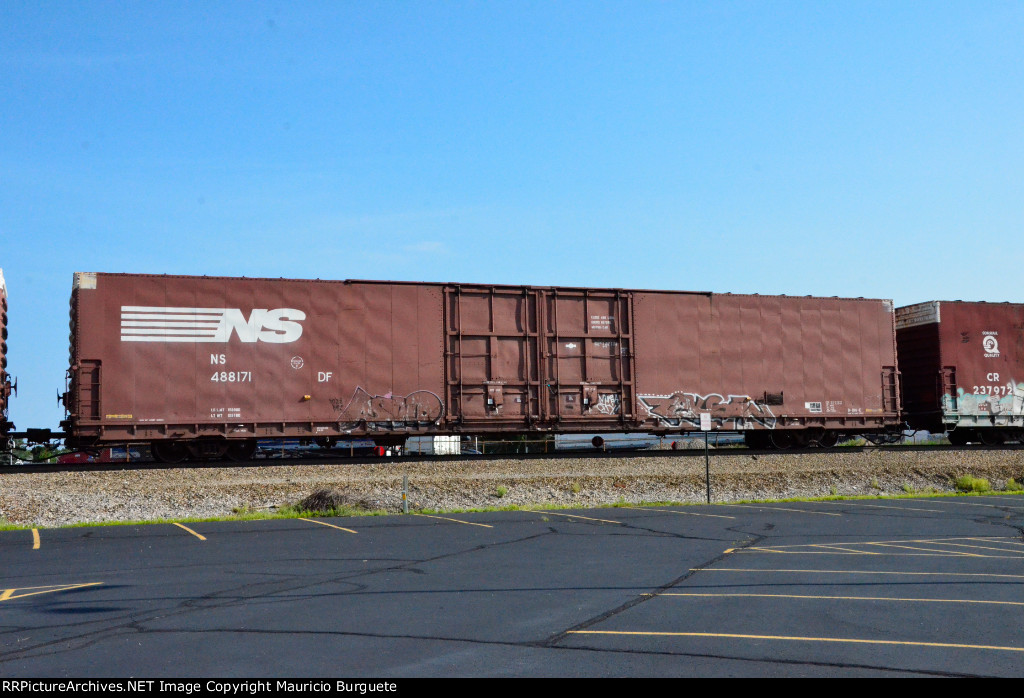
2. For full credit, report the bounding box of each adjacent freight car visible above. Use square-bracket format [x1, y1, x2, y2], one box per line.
[896, 301, 1024, 445]
[0, 268, 13, 446]
[61, 273, 902, 460]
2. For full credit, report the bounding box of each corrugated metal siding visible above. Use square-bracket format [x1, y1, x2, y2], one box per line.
[66, 274, 447, 444]
[632, 293, 899, 431]
[937, 302, 1024, 429]
[65, 274, 902, 445]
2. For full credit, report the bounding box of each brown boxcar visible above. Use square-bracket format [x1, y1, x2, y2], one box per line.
[896, 301, 1024, 445]
[0, 268, 12, 442]
[63, 273, 901, 459]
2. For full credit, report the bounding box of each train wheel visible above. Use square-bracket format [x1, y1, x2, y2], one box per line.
[769, 431, 796, 449]
[816, 431, 839, 448]
[152, 440, 188, 463]
[225, 439, 258, 461]
[980, 431, 1005, 447]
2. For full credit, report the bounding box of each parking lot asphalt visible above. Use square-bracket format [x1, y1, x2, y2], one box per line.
[2, 494, 1024, 677]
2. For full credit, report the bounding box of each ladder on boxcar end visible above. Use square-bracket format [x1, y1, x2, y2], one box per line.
[881, 366, 899, 415]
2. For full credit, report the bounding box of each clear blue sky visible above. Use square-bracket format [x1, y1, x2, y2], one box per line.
[2, 1, 1023, 430]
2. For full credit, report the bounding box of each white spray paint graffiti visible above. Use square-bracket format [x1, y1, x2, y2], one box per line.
[638, 391, 777, 430]
[945, 379, 1024, 423]
[329, 386, 445, 432]
[591, 393, 621, 415]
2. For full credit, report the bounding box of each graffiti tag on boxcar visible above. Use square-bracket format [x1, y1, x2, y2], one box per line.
[638, 391, 777, 429]
[330, 387, 444, 431]
[946, 380, 1024, 419]
[592, 393, 621, 415]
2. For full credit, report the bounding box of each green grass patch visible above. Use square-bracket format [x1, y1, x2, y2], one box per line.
[953, 475, 991, 493]
[0, 517, 36, 532]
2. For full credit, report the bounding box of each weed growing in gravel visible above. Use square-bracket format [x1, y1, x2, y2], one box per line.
[901, 483, 915, 494]
[231, 505, 265, 516]
[570, 482, 581, 494]
[829, 485, 837, 496]
[870, 478, 881, 490]
[1005, 478, 1022, 492]
[0, 517, 30, 531]
[494, 485, 508, 498]
[954, 475, 991, 493]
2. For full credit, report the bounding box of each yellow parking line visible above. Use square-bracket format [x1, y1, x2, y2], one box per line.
[651, 592, 1024, 606]
[538, 511, 624, 525]
[31, 529, 40, 550]
[924, 498, 1024, 510]
[864, 542, 985, 557]
[732, 548, 992, 557]
[725, 536, 1017, 550]
[821, 501, 945, 513]
[0, 582, 103, 602]
[618, 506, 736, 520]
[691, 568, 1024, 579]
[930, 541, 1024, 555]
[963, 537, 1024, 548]
[172, 523, 206, 541]
[298, 518, 357, 534]
[717, 504, 841, 517]
[414, 514, 493, 528]
[808, 544, 882, 555]
[568, 630, 1024, 653]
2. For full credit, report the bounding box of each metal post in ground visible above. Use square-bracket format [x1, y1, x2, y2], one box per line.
[402, 475, 409, 514]
[705, 431, 711, 504]
[699, 412, 712, 504]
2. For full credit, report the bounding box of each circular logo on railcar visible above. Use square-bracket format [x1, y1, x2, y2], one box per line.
[290, 356, 305, 369]
[983, 335, 999, 357]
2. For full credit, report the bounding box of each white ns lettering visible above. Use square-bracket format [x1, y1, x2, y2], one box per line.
[215, 309, 306, 343]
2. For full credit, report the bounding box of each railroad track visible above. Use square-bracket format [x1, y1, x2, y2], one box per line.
[3, 442, 1023, 476]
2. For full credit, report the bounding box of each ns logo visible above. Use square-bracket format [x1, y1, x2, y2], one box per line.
[120, 306, 306, 344]
[214, 309, 306, 343]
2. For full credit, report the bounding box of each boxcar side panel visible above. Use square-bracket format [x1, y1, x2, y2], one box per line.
[938, 302, 1024, 431]
[65, 274, 446, 444]
[632, 293, 899, 433]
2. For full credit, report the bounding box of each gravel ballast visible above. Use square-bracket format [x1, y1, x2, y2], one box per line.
[2, 449, 1024, 527]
